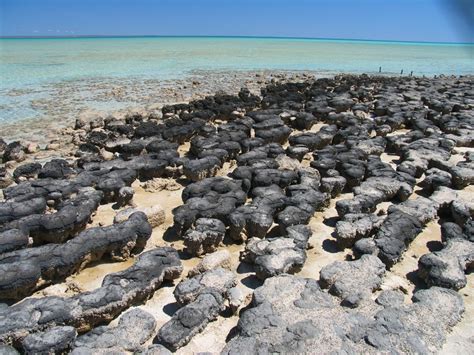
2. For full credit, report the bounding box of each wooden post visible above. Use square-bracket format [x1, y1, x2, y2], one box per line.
[410, 71, 413, 77]
[379, 66, 382, 73]
[400, 69, 404, 75]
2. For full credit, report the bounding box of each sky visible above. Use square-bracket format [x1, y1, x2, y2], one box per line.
[0, 0, 473, 43]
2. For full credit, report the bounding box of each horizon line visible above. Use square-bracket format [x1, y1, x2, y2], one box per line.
[0, 34, 473, 45]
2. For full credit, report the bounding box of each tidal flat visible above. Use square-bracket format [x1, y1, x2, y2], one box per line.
[0, 73, 473, 354]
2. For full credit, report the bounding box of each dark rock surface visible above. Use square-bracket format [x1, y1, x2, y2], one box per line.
[21, 326, 77, 354]
[0, 212, 152, 299]
[156, 268, 236, 351]
[319, 255, 385, 302]
[0, 247, 182, 345]
[335, 213, 385, 248]
[241, 225, 311, 280]
[72, 308, 156, 354]
[418, 222, 474, 290]
[183, 218, 226, 256]
[223, 275, 464, 354]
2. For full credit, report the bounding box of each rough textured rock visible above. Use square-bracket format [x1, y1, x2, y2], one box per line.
[418, 229, 474, 290]
[0, 197, 47, 225]
[187, 250, 232, 277]
[0, 229, 28, 254]
[2, 188, 103, 245]
[3, 142, 26, 163]
[241, 237, 307, 279]
[156, 268, 236, 351]
[114, 205, 166, 228]
[2, 73, 474, 354]
[72, 309, 156, 354]
[156, 291, 225, 352]
[320, 175, 347, 197]
[228, 185, 287, 241]
[0, 168, 14, 189]
[420, 167, 452, 191]
[387, 197, 438, 224]
[0, 247, 182, 345]
[173, 268, 236, 306]
[0, 345, 19, 355]
[451, 161, 474, 189]
[355, 210, 424, 267]
[21, 326, 77, 354]
[335, 213, 385, 248]
[223, 275, 464, 354]
[139, 344, 172, 355]
[183, 218, 226, 256]
[319, 255, 386, 303]
[183, 156, 221, 182]
[173, 177, 247, 233]
[0, 212, 152, 299]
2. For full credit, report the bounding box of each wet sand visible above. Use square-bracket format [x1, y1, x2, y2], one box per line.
[0, 70, 327, 144]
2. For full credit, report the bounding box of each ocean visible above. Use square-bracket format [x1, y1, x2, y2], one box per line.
[0, 36, 473, 125]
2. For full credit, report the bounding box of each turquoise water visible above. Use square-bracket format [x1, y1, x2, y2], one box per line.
[1, 36, 473, 89]
[0, 36, 473, 124]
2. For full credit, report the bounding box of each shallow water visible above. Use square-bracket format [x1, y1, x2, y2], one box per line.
[0, 36, 473, 124]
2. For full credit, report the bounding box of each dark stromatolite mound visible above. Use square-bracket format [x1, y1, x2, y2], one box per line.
[241, 237, 307, 279]
[71, 309, 156, 354]
[2, 142, 26, 163]
[0, 247, 182, 346]
[183, 156, 222, 182]
[183, 218, 226, 256]
[173, 177, 247, 233]
[12, 162, 42, 183]
[0, 229, 28, 254]
[288, 126, 336, 151]
[241, 225, 311, 280]
[3, 167, 137, 206]
[156, 268, 237, 351]
[277, 168, 330, 230]
[0, 138, 7, 160]
[0, 167, 13, 189]
[1, 187, 103, 246]
[0, 197, 47, 225]
[396, 136, 453, 178]
[0, 212, 152, 299]
[350, 196, 439, 268]
[418, 222, 474, 290]
[228, 184, 287, 241]
[451, 158, 474, 189]
[335, 157, 414, 217]
[222, 275, 464, 354]
[354, 210, 423, 267]
[319, 255, 385, 305]
[335, 213, 385, 248]
[21, 326, 77, 354]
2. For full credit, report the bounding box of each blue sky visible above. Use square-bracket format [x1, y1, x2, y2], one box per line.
[0, 0, 472, 42]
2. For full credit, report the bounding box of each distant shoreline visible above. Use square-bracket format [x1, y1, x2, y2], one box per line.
[1, 35, 473, 46]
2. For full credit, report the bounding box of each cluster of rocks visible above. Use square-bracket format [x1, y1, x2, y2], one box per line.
[223, 274, 464, 354]
[0, 74, 473, 353]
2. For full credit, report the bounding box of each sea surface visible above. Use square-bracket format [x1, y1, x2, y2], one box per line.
[0, 36, 473, 125]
